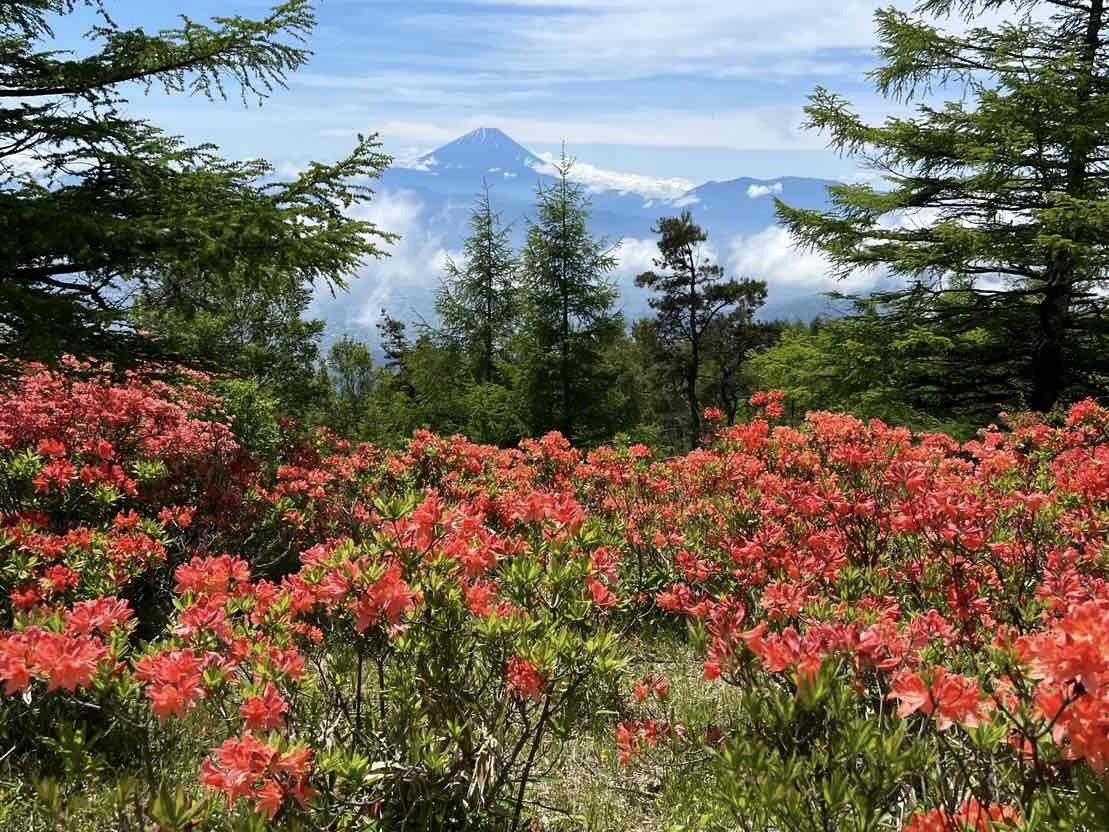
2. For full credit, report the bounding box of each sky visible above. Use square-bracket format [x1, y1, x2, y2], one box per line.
[43, 0, 973, 339]
[50, 0, 918, 182]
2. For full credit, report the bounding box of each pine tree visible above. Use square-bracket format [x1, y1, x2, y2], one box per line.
[520, 151, 621, 441]
[435, 184, 519, 384]
[0, 1, 393, 363]
[636, 211, 764, 447]
[778, 0, 1109, 415]
[703, 300, 774, 426]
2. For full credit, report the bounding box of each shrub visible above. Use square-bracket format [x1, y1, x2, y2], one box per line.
[2, 361, 1109, 831]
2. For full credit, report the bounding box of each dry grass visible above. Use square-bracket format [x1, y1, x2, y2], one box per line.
[528, 635, 739, 832]
[0, 635, 736, 831]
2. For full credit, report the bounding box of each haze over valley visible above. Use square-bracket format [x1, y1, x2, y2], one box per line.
[315, 126, 887, 341]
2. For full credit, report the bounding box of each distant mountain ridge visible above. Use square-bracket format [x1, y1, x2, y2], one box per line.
[317, 128, 854, 336]
[389, 128, 835, 240]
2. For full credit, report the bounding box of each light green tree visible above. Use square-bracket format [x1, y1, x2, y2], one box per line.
[779, 0, 1109, 414]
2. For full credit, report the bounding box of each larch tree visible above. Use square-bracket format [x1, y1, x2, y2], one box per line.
[778, 0, 1109, 415]
[435, 183, 519, 384]
[1, 0, 393, 364]
[520, 151, 621, 441]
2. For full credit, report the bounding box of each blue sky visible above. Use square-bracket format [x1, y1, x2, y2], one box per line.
[53, 0, 913, 183]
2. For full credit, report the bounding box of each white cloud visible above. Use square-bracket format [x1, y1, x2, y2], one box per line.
[612, 236, 722, 287]
[530, 152, 696, 199]
[402, 1, 899, 83]
[2, 152, 50, 180]
[612, 238, 659, 285]
[403, 1, 1025, 87]
[747, 182, 783, 199]
[618, 222, 902, 307]
[310, 189, 456, 330]
[391, 147, 438, 171]
[728, 225, 885, 294]
[274, 160, 307, 179]
[879, 206, 943, 232]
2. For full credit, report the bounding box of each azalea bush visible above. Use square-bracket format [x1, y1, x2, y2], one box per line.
[0, 360, 625, 831]
[618, 401, 1109, 831]
[0, 358, 1108, 831]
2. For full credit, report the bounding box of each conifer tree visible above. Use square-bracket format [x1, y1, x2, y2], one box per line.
[636, 211, 764, 447]
[703, 300, 774, 426]
[377, 312, 410, 373]
[779, 0, 1109, 414]
[520, 151, 621, 441]
[132, 272, 328, 415]
[435, 184, 519, 383]
[1, 1, 393, 363]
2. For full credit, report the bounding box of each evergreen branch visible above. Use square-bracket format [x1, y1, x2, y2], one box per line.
[0, 1, 314, 102]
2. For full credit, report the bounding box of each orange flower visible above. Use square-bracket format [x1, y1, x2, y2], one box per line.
[890, 667, 989, 731]
[506, 656, 545, 701]
[239, 684, 288, 732]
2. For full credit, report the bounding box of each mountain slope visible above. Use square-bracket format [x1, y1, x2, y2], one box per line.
[316, 129, 848, 336]
[417, 127, 544, 173]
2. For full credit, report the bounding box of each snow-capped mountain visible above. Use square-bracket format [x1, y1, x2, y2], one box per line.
[386, 128, 834, 241]
[415, 127, 545, 174]
[315, 128, 854, 336]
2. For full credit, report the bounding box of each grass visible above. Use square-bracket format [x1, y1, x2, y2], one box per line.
[0, 635, 735, 831]
[528, 636, 739, 832]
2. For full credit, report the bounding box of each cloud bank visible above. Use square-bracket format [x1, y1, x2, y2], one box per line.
[529, 152, 698, 200]
[311, 189, 458, 333]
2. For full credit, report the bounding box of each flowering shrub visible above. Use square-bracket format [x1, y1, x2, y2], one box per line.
[2, 362, 1109, 830]
[619, 394, 1109, 831]
[0, 360, 625, 830]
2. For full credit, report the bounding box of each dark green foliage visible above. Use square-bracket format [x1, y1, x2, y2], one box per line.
[436, 185, 520, 385]
[324, 336, 376, 438]
[132, 272, 330, 417]
[778, 0, 1109, 415]
[636, 212, 769, 447]
[519, 151, 625, 444]
[703, 315, 778, 426]
[378, 312, 412, 377]
[1, 0, 393, 369]
[746, 311, 978, 436]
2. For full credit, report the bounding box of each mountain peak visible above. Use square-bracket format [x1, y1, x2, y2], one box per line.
[420, 127, 543, 171]
[457, 127, 514, 145]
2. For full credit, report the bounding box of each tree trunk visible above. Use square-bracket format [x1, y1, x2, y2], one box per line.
[561, 296, 570, 435]
[1030, 272, 1072, 412]
[1030, 0, 1103, 411]
[482, 196, 495, 385]
[560, 213, 571, 437]
[687, 356, 699, 448]
[687, 247, 701, 448]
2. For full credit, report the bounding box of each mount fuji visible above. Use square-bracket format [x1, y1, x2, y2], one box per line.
[317, 128, 861, 337]
[415, 127, 545, 175]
